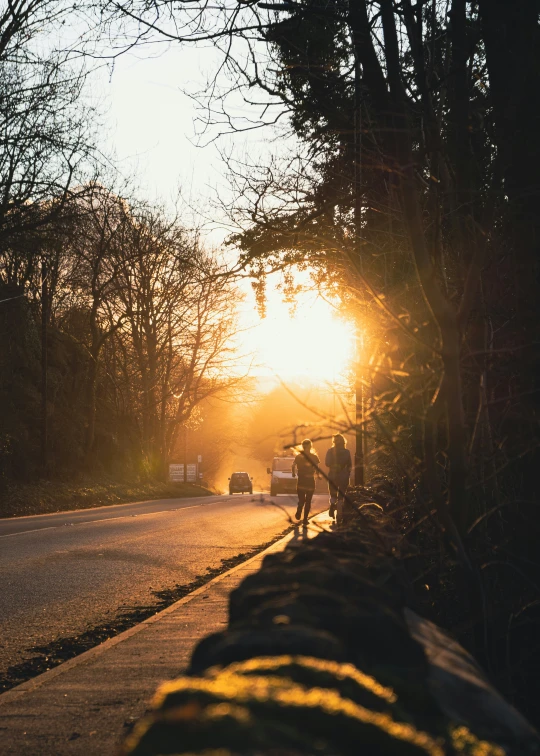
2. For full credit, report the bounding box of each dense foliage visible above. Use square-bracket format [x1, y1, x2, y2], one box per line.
[98, 0, 540, 726]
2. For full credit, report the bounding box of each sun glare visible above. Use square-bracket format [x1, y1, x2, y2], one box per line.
[248, 288, 355, 384]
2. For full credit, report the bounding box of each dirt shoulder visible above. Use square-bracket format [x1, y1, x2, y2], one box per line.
[0, 477, 214, 518]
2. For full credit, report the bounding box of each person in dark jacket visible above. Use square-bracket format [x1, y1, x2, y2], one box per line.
[325, 434, 352, 523]
[292, 439, 320, 523]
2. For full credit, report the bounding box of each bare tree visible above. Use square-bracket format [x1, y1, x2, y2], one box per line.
[0, 0, 102, 273]
[0, 0, 71, 62]
[109, 203, 245, 475]
[54, 184, 133, 461]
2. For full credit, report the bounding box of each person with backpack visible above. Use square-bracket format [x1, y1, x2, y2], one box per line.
[325, 434, 352, 524]
[292, 439, 320, 523]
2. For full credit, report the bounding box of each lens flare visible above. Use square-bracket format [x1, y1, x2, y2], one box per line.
[251, 293, 354, 384]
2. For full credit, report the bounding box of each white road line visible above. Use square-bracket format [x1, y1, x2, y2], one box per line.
[0, 526, 57, 539]
[0, 504, 206, 538]
[74, 503, 205, 526]
[0, 496, 266, 539]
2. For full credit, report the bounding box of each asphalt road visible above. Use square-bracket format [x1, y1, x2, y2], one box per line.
[0, 492, 328, 682]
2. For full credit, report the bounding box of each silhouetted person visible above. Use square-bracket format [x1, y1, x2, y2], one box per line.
[292, 439, 319, 523]
[325, 434, 352, 523]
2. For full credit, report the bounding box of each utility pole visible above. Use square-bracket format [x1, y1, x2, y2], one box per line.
[257, 0, 367, 482]
[354, 331, 365, 486]
[41, 258, 48, 476]
[353, 43, 366, 487]
[184, 425, 188, 483]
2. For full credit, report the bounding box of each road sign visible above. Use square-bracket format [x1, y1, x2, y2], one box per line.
[169, 464, 184, 482]
[197, 454, 202, 463]
[186, 463, 197, 482]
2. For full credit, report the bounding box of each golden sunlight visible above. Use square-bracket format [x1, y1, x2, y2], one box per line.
[247, 285, 355, 384]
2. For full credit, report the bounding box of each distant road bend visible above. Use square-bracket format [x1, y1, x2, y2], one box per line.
[0, 492, 328, 688]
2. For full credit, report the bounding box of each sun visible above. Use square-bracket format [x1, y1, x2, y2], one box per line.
[244, 283, 355, 384]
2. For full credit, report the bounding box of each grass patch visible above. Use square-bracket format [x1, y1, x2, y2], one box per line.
[0, 476, 215, 518]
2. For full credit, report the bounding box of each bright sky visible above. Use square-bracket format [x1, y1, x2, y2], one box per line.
[94, 43, 255, 220]
[91, 44, 355, 384]
[239, 282, 355, 383]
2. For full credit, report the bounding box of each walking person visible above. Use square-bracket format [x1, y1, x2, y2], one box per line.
[325, 434, 352, 525]
[292, 439, 320, 524]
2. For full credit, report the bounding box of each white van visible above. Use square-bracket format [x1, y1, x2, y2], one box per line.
[267, 456, 296, 496]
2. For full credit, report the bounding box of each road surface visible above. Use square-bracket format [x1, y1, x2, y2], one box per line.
[0, 492, 328, 687]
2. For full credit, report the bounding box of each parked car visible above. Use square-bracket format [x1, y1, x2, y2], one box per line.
[228, 472, 253, 495]
[267, 456, 296, 496]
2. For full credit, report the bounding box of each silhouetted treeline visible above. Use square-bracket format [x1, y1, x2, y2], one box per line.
[216, 0, 540, 527]
[0, 0, 248, 486]
[0, 185, 242, 484]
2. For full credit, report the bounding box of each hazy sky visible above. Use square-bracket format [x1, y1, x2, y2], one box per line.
[88, 37, 354, 383]
[94, 40, 274, 236]
[100, 47, 216, 203]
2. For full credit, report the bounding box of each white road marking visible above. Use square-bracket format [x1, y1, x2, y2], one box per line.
[0, 526, 59, 539]
[0, 496, 270, 539]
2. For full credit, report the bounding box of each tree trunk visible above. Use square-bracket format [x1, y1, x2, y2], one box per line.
[40, 258, 48, 477]
[84, 353, 99, 465]
[377, 0, 472, 532]
[479, 0, 540, 492]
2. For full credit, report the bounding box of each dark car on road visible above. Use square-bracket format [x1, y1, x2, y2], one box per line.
[228, 472, 253, 495]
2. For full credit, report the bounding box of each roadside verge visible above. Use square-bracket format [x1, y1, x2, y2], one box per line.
[0, 478, 214, 518]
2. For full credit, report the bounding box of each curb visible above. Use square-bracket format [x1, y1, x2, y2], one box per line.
[0, 524, 301, 706]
